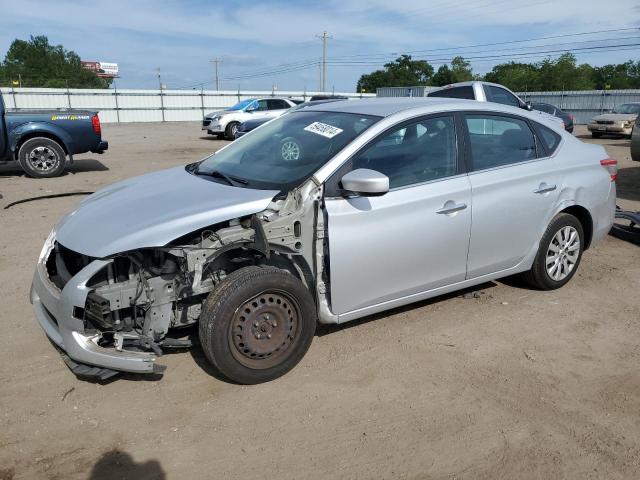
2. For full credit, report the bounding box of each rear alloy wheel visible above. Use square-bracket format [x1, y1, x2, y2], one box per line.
[225, 122, 240, 140]
[523, 213, 584, 290]
[199, 266, 316, 384]
[18, 137, 67, 178]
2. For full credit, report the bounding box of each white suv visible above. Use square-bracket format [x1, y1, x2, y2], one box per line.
[202, 98, 298, 139]
[428, 81, 565, 130]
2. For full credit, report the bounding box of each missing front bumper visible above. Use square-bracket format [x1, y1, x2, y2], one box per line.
[30, 254, 163, 376]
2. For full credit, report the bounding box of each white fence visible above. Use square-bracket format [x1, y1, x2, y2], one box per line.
[0, 87, 375, 123]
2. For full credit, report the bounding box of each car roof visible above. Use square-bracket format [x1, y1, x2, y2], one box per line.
[299, 97, 564, 131]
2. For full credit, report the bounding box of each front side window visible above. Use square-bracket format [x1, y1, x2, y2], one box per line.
[428, 86, 475, 100]
[252, 100, 269, 111]
[192, 111, 379, 190]
[465, 114, 537, 170]
[485, 86, 521, 107]
[350, 116, 458, 189]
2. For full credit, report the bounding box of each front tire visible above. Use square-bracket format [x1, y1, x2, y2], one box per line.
[224, 122, 240, 140]
[523, 213, 584, 290]
[18, 137, 67, 178]
[198, 266, 317, 384]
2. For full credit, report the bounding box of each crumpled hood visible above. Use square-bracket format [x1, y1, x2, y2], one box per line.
[55, 166, 278, 257]
[592, 113, 637, 122]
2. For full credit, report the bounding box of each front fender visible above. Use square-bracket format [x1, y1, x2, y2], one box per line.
[9, 122, 73, 155]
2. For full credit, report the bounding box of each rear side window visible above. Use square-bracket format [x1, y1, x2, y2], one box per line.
[428, 86, 475, 100]
[536, 124, 562, 155]
[465, 114, 538, 170]
[268, 99, 290, 110]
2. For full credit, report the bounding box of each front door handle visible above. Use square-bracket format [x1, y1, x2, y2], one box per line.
[436, 201, 467, 215]
[534, 183, 557, 194]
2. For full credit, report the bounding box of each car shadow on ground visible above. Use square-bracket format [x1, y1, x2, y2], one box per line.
[87, 449, 166, 480]
[616, 166, 640, 202]
[0, 159, 108, 178]
[199, 136, 229, 142]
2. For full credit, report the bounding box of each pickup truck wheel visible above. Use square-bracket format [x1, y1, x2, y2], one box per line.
[522, 213, 584, 290]
[198, 266, 316, 384]
[18, 137, 67, 178]
[225, 122, 240, 140]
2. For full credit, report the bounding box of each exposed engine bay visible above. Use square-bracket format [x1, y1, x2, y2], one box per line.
[44, 179, 331, 360]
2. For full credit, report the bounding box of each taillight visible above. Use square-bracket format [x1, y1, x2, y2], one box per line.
[600, 158, 618, 182]
[91, 115, 101, 136]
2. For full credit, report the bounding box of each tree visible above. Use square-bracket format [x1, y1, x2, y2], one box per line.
[432, 65, 455, 86]
[0, 35, 111, 88]
[484, 62, 541, 92]
[357, 55, 434, 92]
[450, 56, 473, 82]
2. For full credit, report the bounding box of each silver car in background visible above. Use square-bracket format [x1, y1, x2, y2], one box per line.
[31, 98, 617, 384]
[588, 102, 640, 139]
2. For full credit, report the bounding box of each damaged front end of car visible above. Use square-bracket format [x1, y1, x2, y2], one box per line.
[31, 178, 332, 379]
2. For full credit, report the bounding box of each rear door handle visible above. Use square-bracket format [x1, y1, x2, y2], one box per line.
[436, 202, 467, 215]
[534, 183, 557, 194]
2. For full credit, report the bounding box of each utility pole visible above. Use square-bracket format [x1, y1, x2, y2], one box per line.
[157, 68, 165, 122]
[210, 58, 222, 91]
[316, 31, 332, 92]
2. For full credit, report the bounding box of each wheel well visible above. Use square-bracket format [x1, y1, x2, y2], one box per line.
[560, 205, 593, 250]
[14, 132, 68, 158]
[207, 247, 313, 287]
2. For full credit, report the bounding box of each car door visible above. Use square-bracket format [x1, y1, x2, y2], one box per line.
[248, 99, 272, 121]
[324, 114, 472, 316]
[463, 112, 561, 278]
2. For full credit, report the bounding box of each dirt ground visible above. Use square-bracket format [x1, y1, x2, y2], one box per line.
[0, 123, 638, 480]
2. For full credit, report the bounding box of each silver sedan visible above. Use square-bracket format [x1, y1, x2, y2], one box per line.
[31, 98, 616, 384]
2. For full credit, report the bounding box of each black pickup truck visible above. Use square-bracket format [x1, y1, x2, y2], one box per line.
[0, 92, 108, 178]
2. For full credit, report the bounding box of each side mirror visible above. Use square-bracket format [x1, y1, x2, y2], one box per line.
[246, 104, 257, 112]
[340, 168, 389, 196]
[521, 101, 533, 111]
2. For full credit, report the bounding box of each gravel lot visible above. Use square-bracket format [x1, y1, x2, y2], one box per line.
[0, 123, 638, 480]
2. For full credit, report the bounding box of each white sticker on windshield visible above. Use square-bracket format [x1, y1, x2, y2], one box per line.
[304, 122, 343, 139]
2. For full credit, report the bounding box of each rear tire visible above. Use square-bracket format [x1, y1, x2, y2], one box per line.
[523, 213, 584, 290]
[198, 266, 316, 384]
[18, 137, 67, 178]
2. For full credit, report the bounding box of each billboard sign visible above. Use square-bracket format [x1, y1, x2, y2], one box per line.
[81, 61, 119, 78]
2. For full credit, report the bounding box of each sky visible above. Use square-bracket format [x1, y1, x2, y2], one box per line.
[1, 0, 639, 92]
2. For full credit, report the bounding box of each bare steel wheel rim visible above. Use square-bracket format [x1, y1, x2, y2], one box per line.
[28, 146, 60, 171]
[230, 290, 300, 369]
[546, 226, 580, 281]
[281, 139, 300, 161]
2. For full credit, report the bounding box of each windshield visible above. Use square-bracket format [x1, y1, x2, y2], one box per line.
[192, 111, 379, 190]
[227, 99, 255, 111]
[612, 104, 640, 114]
